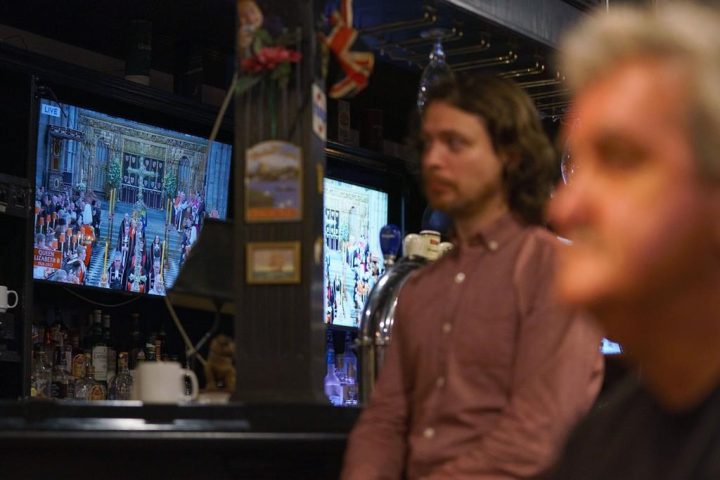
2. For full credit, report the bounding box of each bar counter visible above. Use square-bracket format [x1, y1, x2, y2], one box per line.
[0, 400, 359, 479]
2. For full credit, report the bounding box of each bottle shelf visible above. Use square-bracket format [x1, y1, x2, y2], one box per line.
[0, 173, 32, 220]
[0, 349, 21, 363]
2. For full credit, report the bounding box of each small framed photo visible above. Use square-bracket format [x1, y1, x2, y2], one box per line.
[246, 241, 301, 284]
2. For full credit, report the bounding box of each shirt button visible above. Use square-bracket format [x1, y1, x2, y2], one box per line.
[442, 323, 452, 334]
[454, 272, 465, 283]
[488, 240, 499, 251]
[436, 377, 445, 388]
[423, 427, 435, 439]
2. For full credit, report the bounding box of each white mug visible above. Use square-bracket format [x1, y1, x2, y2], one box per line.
[132, 361, 199, 403]
[0, 286, 18, 313]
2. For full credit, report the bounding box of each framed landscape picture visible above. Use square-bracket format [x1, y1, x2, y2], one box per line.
[245, 141, 302, 222]
[246, 241, 301, 284]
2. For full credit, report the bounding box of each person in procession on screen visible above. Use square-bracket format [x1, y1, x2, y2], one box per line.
[108, 252, 124, 290]
[118, 224, 133, 268]
[67, 245, 86, 285]
[118, 213, 130, 241]
[34, 233, 46, 249]
[91, 199, 101, 238]
[150, 235, 162, 271]
[78, 217, 95, 265]
[545, 4, 720, 479]
[45, 226, 57, 250]
[341, 74, 604, 480]
[81, 198, 93, 227]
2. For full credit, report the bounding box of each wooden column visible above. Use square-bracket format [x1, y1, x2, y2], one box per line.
[233, 0, 326, 403]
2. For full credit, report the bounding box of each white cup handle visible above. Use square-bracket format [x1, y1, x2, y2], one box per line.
[6, 291, 18, 309]
[183, 369, 199, 401]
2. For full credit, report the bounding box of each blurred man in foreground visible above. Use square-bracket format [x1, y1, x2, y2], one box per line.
[548, 4, 720, 479]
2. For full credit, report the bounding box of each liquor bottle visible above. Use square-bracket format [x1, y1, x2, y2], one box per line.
[74, 354, 106, 401]
[157, 322, 167, 359]
[69, 328, 82, 371]
[63, 344, 75, 399]
[108, 352, 134, 400]
[50, 307, 68, 347]
[128, 313, 143, 370]
[81, 313, 92, 351]
[87, 366, 107, 400]
[31, 350, 52, 399]
[51, 345, 71, 399]
[42, 324, 55, 368]
[145, 332, 157, 362]
[103, 314, 117, 383]
[31, 319, 44, 352]
[73, 354, 92, 400]
[91, 310, 108, 384]
[342, 332, 358, 406]
[71, 330, 86, 381]
[155, 321, 166, 361]
[323, 332, 342, 406]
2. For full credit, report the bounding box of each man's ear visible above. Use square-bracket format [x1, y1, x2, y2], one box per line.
[501, 148, 521, 166]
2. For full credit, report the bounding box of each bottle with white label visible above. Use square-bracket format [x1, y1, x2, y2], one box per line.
[91, 310, 108, 385]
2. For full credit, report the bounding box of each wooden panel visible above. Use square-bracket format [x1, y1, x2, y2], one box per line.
[233, 0, 326, 403]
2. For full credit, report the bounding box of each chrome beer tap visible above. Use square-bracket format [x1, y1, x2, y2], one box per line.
[358, 225, 453, 404]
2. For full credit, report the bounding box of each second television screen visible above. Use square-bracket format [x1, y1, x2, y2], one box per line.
[324, 178, 388, 328]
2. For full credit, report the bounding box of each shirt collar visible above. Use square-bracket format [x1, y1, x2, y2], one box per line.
[451, 212, 525, 253]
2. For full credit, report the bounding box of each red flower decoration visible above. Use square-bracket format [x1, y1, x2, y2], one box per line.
[242, 46, 302, 73]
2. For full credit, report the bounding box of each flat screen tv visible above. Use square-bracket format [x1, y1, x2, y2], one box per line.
[32, 97, 232, 297]
[324, 177, 389, 328]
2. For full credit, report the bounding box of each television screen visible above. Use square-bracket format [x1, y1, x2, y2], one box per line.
[32, 98, 232, 296]
[324, 178, 389, 328]
[601, 338, 623, 355]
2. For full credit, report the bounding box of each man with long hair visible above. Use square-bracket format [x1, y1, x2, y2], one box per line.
[342, 75, 603, 479]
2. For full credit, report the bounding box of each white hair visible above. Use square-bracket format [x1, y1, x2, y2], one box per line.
[560, 3, 720, 179]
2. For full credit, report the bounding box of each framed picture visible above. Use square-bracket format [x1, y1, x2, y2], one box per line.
[245, 140, 303, 222]
[246, 241, 301, 284]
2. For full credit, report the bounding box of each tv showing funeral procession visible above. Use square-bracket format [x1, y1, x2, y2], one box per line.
[32, 98, 232, 296]
[324, 177, 389, 328]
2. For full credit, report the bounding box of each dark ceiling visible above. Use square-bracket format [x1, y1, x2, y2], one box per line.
[0, 0, 584, 116]
[0, 0, 237, 88]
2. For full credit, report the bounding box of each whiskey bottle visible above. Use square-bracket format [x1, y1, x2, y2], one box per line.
[108, 352, 134, 400]
[70, 330, 85, 380]
[74, 354, 106, 401]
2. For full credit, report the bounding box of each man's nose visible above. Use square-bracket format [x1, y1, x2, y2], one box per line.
[422, 142, 444, 170]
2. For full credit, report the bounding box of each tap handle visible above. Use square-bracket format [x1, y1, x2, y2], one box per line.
[380, 224, 402, 263]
